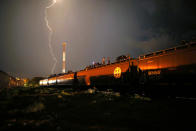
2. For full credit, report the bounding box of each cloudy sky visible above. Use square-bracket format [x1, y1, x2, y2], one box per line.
[0, 0, 196, 78]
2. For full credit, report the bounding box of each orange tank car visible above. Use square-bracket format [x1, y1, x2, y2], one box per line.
[138, 42, 196, 71]
[76, 59, 138, 86]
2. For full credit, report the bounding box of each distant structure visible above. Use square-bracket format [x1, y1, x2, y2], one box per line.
[62, 42, 66, 73]
[102, 57, 105, 65]
[0, 70, 24, 88]
[107, 57, 110, 64]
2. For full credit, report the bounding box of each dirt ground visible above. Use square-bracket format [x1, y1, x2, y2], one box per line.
[0, 87, 196, 131]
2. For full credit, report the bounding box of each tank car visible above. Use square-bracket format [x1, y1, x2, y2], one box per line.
[40, 72, 75, 86]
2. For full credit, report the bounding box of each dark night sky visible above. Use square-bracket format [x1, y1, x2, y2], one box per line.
[0, 0, 196, 78]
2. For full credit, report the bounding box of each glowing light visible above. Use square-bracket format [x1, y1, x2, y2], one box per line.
[49, 79, 56, 84]
[114, 67, 121, 78]
[40, 79, 48, 86]
[45, 0, 57, 74]
[148, 70, 161, 75]
[62, 42, 66, 73]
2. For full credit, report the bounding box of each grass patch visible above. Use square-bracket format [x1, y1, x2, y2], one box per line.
[26, 102, 45, 113]
[0, 87, 196, 131]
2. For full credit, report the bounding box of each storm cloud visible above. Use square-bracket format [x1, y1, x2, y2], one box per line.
[0, 0, 196, 78]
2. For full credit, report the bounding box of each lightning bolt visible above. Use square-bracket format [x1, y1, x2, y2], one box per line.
[45, 0, 57, 74]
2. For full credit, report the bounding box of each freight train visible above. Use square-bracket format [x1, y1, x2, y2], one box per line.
[40, 41, 196, 96]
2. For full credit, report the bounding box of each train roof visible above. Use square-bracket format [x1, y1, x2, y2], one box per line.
[47, 72, 75, 78]
[139, 41, 196, 59]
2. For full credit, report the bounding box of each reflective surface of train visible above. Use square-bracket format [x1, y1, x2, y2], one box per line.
[40, 41, 196, 95]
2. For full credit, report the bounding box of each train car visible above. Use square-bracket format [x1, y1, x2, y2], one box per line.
[56, 73, 75, 85]
[139, 42, 196, 71]
[39, 79, 48, 86]
[40, 73, 75, 86]
[138, 42, 196, 81]
[48, 76, 57, 86]
[76, 59, 140, 88]
[138, 42, 196, 96]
